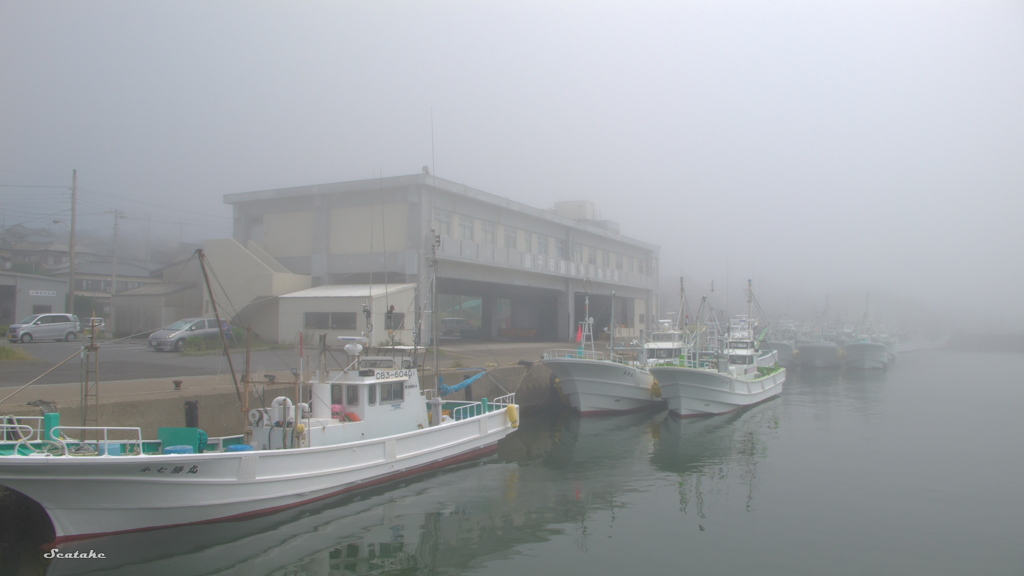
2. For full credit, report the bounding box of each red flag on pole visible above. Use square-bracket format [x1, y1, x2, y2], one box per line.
[576, 325, 583, 343]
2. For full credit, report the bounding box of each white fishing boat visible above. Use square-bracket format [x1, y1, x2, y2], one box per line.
[726, 314, 780, 368]
[649, 281, 785, 418]
[542, 295, 662, 415]
[650, 349, 785, 418]
[44, 461, 521, 576]
[0, 335, 519, 544]
[644, 318, 689, 365]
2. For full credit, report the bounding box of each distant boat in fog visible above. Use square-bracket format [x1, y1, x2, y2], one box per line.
[843, 338, 890, 369]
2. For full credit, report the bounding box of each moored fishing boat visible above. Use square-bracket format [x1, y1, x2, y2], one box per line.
[649, 281, 785, 418]
[842, 338, 890, 369]
[766, 320, 799, 368]
[650, 348, 785, 418]
[0, 335, 519, 544]
[726, 314, 780, 368]
[796, 339, 843, 368]
[542, 295, 662, 415]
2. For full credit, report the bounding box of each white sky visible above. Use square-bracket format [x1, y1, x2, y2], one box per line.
[2, 1, 1022, 331]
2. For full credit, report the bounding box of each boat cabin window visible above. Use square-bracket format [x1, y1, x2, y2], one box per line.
[380, 380, 405, 403]
[358, 357, 414, 369]
[368, 384, 377, 405]
[729, 354, 754, 365]
[332, 384, 362, 406]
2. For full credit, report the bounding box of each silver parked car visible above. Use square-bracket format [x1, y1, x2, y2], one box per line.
[6, 313, 81, 343]
[148, 318, 223, 352]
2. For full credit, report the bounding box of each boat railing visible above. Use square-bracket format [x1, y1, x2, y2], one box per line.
[444, 393, 516, 421]
[654, 357, 717, 370]
[1, 415, 45, 443]
[46, 426, 146, 457]
[544, 348, 607, 361]
[490, 393, 516, 407]
[204, 434, 247, 452]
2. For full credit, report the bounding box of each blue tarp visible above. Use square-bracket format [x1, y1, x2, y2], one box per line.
[438, 371, 486, 397]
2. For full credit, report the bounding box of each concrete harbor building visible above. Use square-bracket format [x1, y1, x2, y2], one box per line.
[223, 173, 660, 345]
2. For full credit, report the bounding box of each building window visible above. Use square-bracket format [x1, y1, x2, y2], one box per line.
[638, 260, 645, 275]
[304, 312, 329, 329]
[458, 216, 474, 241]
[481, 221, 496, 245]
[556, 240, 565, 259]
[504, 227, 517, 250]
[537, 235, 548, 256]
[574, 246, 583, 263]
[304, 312, 357, 330]
[330, 312, 357, 330]
[588, 248, 596, 265]
[380, 381, 405, 403]
[602, 251, 610, 267]
[433, 210, 452, 236]
[616, 255, 623, 270]
[523, 233, 533, 253]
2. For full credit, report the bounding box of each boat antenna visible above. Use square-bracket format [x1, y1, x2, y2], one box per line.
[196, 249, 242, 404]
[430, 228, 440, 392]
[610, 291, 615, 354]
[379, 172, 392, 346]
[677, 276, 685, 331]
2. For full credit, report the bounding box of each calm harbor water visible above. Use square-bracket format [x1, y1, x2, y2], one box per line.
[8, 349, 1024, 575]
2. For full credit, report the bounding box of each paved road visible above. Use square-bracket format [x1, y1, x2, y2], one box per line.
[0, 337, 559, 388]
[0, 338, 304, 388]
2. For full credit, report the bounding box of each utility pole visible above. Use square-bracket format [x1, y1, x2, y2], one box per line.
[107, 209, 126, 336]
[68, 170, 77, 316]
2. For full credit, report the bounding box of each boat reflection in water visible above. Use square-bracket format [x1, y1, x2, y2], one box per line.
[34, 405, 783, 575]
[650, 400, 780, 517]
[42, 459, 524, 576]
[40, 409, 661, 576]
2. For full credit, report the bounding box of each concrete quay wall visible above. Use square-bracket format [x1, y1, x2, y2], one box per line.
[0, 364, 557, 439]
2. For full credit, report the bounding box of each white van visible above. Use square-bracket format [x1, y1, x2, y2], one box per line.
[6, 314, 81, 343]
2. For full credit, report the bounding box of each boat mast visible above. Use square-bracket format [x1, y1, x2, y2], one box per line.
[430, 229, 440, 392]
[196, 249, 242, 404]
[677, 277, 685, 331]
[609, 291, 615, 354]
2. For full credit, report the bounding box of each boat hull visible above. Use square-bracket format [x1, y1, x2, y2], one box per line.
[796, 342, 842, 368]
[649, 366, 785, 418]
[765, 341, 797, 368]
[843, 342, 889, 369]
[0, 408, 517, 543]
[542, 357, 662, 415]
